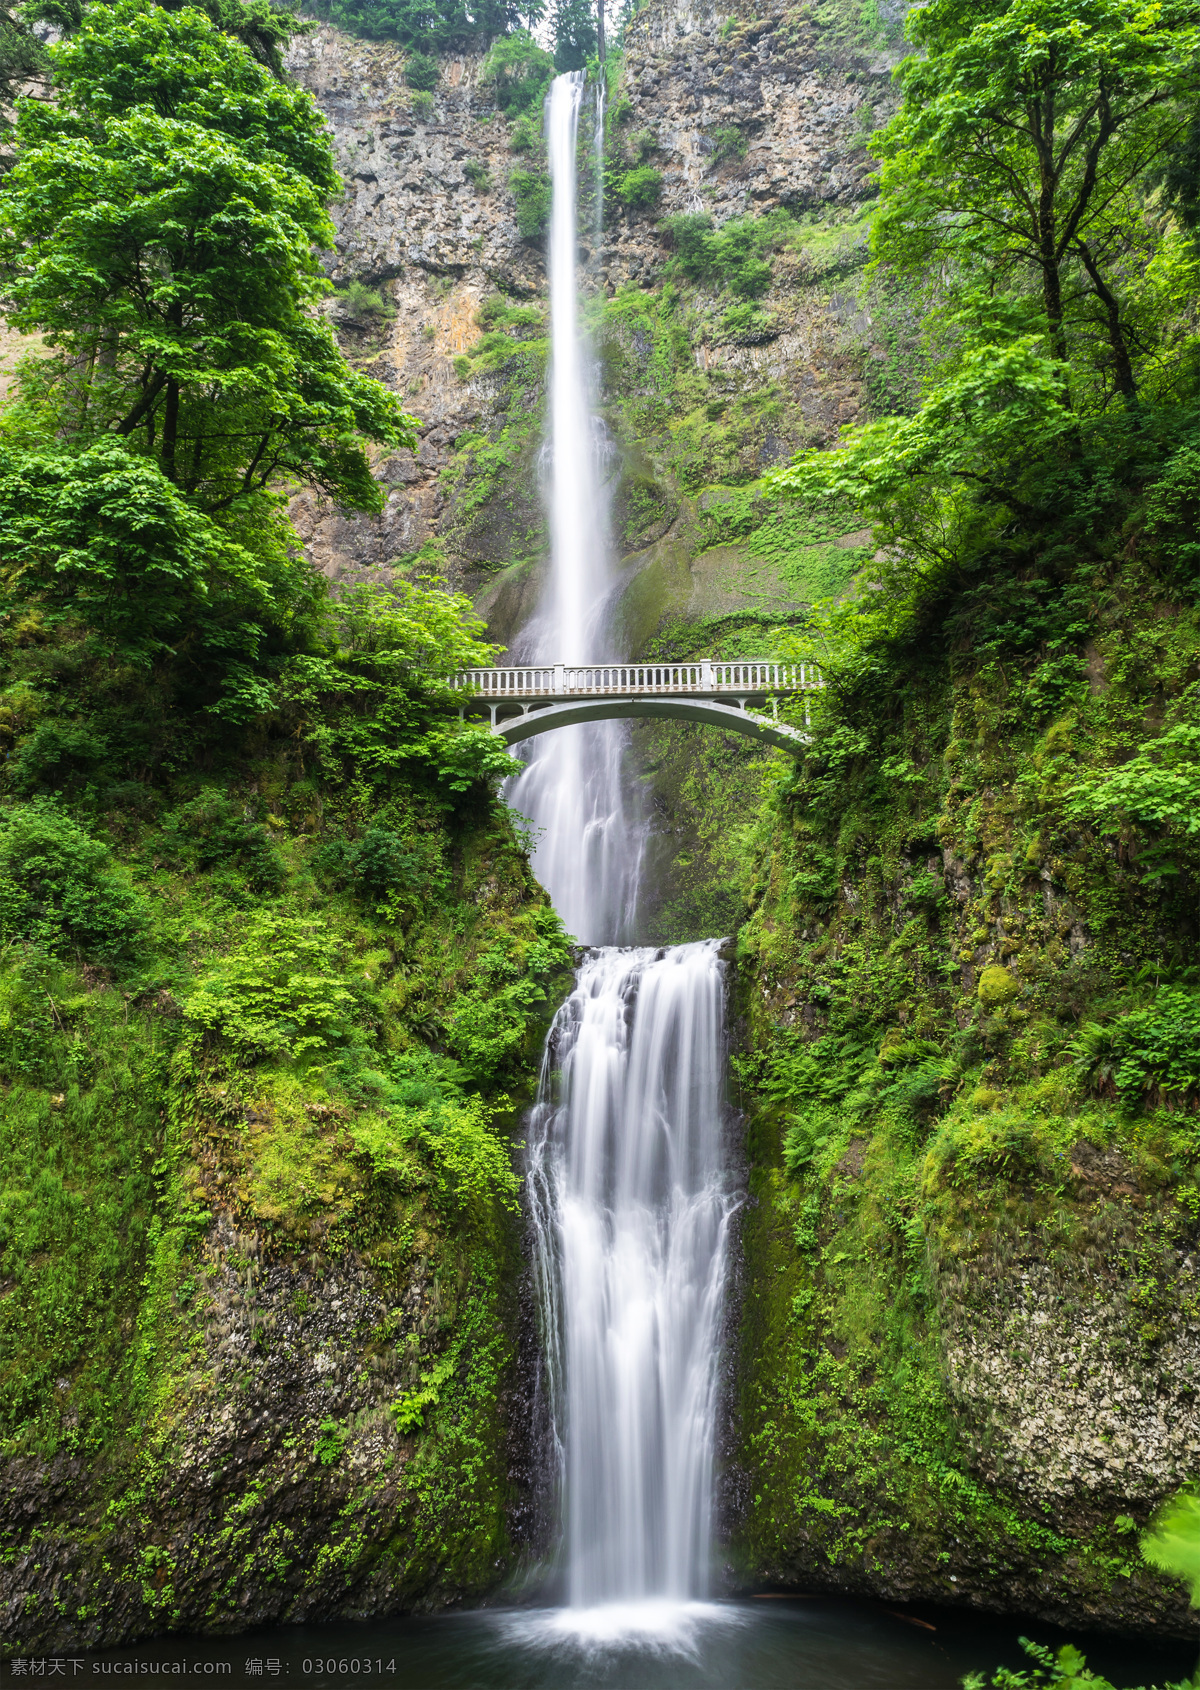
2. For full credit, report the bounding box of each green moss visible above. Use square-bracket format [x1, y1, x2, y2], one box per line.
[0, 700, 570, 1627]
[977, 965, 1019, 1009]
[724, 527, 1200, 1617]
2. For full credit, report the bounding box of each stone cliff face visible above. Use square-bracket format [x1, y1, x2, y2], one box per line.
[285, 0, 901, 626]
[733, 833, 1200, 1638]
[0, 807, 564, 1656]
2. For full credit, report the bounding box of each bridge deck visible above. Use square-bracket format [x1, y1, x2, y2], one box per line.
[450, 661, 822, 700]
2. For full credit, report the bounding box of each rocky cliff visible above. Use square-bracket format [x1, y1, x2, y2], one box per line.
[283, 0, 902, 632]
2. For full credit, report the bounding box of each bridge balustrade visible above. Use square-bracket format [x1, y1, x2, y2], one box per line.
[449, 661, 823, 697]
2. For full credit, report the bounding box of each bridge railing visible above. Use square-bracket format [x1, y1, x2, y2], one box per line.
[449, 661, 823, 696]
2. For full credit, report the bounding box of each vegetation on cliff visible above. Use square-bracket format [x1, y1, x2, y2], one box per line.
[0, 0, 569, 1652]
[718, 0, 1200, 1634]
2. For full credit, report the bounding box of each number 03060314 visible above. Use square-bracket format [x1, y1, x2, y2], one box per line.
[302, 1661, 397, 1676]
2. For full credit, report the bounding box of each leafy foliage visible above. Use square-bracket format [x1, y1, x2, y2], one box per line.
[0, 802, 144, 961]
[1075, 992, 1200, 1107]
[162, 788, 284, 893]
[404, 49, 439, 88]
[282, 583, 519, 796]
[31, 0, 307, 75]
[480, 26, 553, 115]
[444, 913, 572, 1086]
[1067, 712, 1200, 871]
[509, 165, 552, 239]
[1141, 1488, 1200, 1606]
[872, 0, 1200, 405]
[613, 163, 662, 210]
[662, 211, 784, 298]
[183, 913, 358, 1058]
[306, 0, 542, 50]
[0, 4, 48, 117]
[964, 1635, 1186, 1690]
[548, 0, 594, 71]
[0, 441, 306, 674]
[0, 0, 415, 516]
[420, 1096, 520, 1220]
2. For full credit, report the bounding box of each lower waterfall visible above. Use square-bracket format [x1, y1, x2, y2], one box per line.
[507, 69, 734, 1619]
[527, 941, 734, 1609]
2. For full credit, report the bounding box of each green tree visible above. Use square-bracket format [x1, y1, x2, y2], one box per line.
[0, 439, 314, 674]
[480, 27, 554, 116]
[312, 0, 542, 51]
[282, 583, 520, 795]
[0, 6, 48, 119]
[404, 48, 439, 87]
[0, 0, 415, 514]
[33, 0, 304, 73]
[872, 0, 1200, 406]
[550, 0, 594, 72]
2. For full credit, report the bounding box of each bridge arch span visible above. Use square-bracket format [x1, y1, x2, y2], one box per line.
[488, 696, 808, 755]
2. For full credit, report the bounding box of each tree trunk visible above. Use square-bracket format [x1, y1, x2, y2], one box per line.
[1033, 79, 1072, 402]
[1074, 238, 1138, 406]
[162, 378, 179, 483]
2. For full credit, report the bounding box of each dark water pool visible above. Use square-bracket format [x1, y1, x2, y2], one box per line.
[22, 1598, 1195, 1690]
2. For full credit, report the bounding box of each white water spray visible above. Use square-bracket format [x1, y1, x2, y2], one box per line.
[504, 71, 643, 946]
[527, 943, 734, 1609]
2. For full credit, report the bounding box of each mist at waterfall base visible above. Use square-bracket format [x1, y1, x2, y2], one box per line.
[71, 1605, 1195, 1688]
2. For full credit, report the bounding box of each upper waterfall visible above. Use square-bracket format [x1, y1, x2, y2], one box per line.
[503, 72, 645, 945]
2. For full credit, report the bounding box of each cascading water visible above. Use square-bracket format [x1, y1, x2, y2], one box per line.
[527, 943, 734, 1610]
[511, 72, 735, 1626]
[504, 70, 643, 947]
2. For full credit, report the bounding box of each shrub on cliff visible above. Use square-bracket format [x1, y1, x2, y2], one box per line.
[661, 211, 778, 297]
[310, 0, 541, 50]
[509, 166, 551, 239]
[162, 789, 285, 894]
[481, 28, 553, 117]
[0, 803, 144, 962]
[1074, 992, 1200, 1109]
[183, 912, 358, 1059]
[614, 163, 662, 211]
[404, 48, 438, 87]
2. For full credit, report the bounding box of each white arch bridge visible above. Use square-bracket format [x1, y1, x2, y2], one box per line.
[450, 661, 822, 755]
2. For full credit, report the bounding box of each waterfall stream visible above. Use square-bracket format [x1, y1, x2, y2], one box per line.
[509, 71, 735, 1625]
[504, 70, 644, 948]
[527, 944, 734, 1610]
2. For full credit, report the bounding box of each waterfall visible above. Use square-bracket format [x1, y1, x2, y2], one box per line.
[527, 943, 734, 1608]
[504, 70, 644, 947]
[510, 72, 734, 1624]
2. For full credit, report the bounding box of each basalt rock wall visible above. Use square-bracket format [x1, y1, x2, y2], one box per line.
[285, 0, 901, 621]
